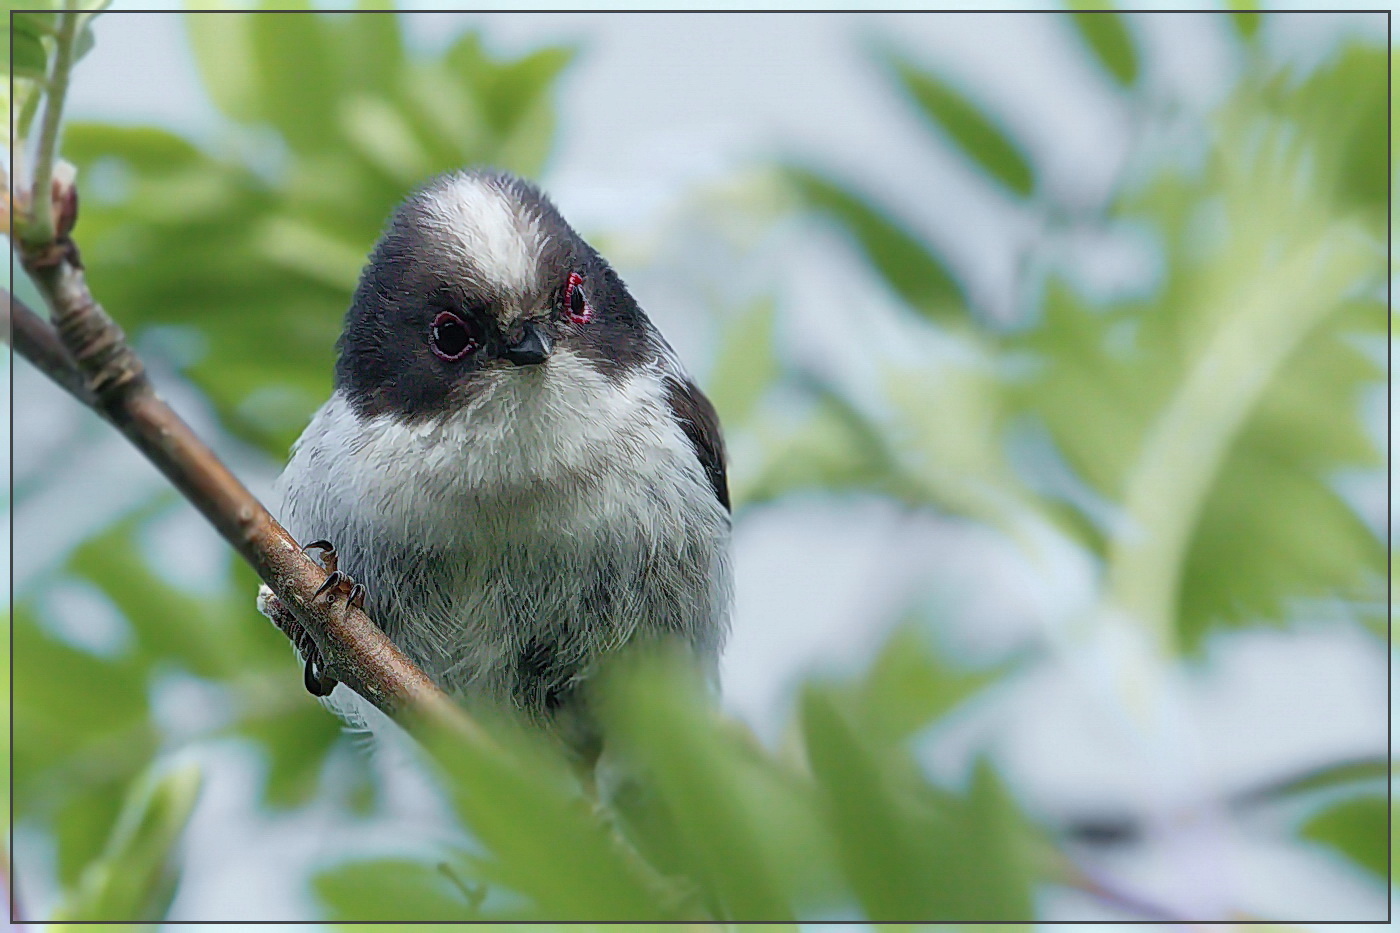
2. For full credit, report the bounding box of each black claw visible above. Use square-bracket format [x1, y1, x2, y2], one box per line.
[314, 570, 344, 599]
[304, 655, 337, 697]
[303, 539, 339, 573]
[348, 582, 367, 609]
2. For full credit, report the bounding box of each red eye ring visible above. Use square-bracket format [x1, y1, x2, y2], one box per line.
[430, 311, 477, 361]
[564, 272, 592, 324]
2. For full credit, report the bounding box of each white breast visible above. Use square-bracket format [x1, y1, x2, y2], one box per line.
[274, 351, 731, 707]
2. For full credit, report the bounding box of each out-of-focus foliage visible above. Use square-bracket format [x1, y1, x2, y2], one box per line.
[885, 49, 1036, 198]
[1067, 11, 1139, 87]
[315, 636, 1025, 921]
[1300, 793, 1387, 885]
[786, 167, 968, 325]
[6, 1, 107, 143]
[50, 762, 203, 922]
[778, 25, 1385, 657]
[14, 512, 351, 890]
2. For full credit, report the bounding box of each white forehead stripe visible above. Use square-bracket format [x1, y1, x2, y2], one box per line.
[425, 174, 542, 295]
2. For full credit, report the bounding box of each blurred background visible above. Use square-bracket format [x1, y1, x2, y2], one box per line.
[7, 6, 1390, 924]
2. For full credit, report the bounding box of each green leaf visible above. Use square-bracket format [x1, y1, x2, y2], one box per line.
[12, 29, 50, 80]
[418, 712, 671, 920]
[1242, 757, 1386, 805]
[64, 122, 207, 173]
[1230, 12, 1264, 43]
[1068, 12, 1139, 87]
[182, 10, 261, 124]
[886, 52, 1035, 197]
[1011, 51, 1386, 651]
[50, 512, 360, 818]
[1300, 793, 1386, 883]
[440, 32, 575, 176]
[850, 622, 1004, 743]
[1263, 44, 1387, 223]
[341, 8, 404, 95]
[13, 596, 160, 886]
[478, 44, 575, 140]
[802, 689, 1033, 921]
[240, 705, 345, 810]
[53, 763, 203, 922]
[786, 167, 967, 325]
[74, 18, 97, 63]
[706, 297, 779, 427]
[736, 378, 912, 509]
[13, 11, 60, 37]
[600, 650, 798, 922]
[316, 858, 479, 921]
[245, 8, 340, 155]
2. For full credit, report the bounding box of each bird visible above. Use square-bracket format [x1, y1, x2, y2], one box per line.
[260, 168, 732, 758]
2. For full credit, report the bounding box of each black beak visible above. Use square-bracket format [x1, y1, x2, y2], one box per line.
[503, 322, 552, 366]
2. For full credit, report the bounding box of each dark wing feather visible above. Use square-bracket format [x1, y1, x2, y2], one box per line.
[664, 377, 730, 512]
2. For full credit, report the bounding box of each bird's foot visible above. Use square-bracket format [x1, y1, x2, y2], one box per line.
[304, 539, 367, 610]
[253, 537, 369, 698]
[256, 584, 337, 697]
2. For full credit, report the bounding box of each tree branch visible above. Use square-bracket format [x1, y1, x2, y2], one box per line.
[6, 257, 477, 739]
[4, 288, 95, 408]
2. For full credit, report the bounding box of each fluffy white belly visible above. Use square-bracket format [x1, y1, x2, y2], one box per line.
[274, 366, 730, 717]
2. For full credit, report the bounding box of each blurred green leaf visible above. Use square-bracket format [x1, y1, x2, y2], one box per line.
[802, 688, 1032, 921]
[601, 650, 797, 922]
[14, 11, 60, 37]
[74, 18, 98, 63]
[1258, 44, 1387, 223]
[53, 762, 202, 922]
[16, 508, 360, 859]
[1299, 793, 1386, 883]
[241, 704, 344, 809]
[737, 380, 909, 509]
[316, 858, 478, 921]
[1231, 12, 1264, 43]
[707, 297, 779, 426]
[13, 602, 158, 884]
[247, 9, 340, 156]
[1242, 757, 1386, 805]
[0, 622, 9, 837]
[849, 622, 1004, 743]
[183, 10, 261, 123]
[418, 711, 672, 920]
[1067, 12, 1139, 87]
[885, 52, 1035, 197]
[341, 8, 404, 95]
[1010, 50, 1385, 650]
[12, 29, 50, 80]
[786, 167, 966, 325]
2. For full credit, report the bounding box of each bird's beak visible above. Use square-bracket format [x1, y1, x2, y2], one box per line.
[503, 321, 553, 366]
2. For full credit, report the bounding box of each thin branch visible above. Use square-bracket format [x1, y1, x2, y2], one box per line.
[1229, 753, 1388, 809]
[1061, 859, 1199, 925]
[4, 289, 95, 408]
[22, 7, 82, 248]
[7, 250, 477, 740]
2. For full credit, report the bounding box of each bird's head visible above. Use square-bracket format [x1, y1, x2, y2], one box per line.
[335, 169, 656, 421]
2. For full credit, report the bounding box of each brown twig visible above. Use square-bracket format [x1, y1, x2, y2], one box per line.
[6, 254, 476, 739]
[3, 288, 95, 408]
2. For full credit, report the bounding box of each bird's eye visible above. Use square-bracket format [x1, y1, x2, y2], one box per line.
[564, 272, 592, 324]
[430, 311, 478, 361]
